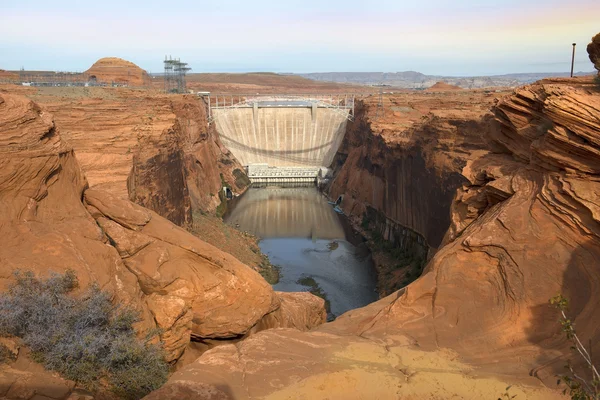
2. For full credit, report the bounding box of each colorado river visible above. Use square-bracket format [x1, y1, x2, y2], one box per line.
[224, 186, 378, 319]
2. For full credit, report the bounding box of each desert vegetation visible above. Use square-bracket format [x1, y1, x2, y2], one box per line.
[550, 294, 600, 399]
[0, 270, 169, 399]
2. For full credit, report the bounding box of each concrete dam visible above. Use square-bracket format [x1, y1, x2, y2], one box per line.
[209, 94, 354, 183]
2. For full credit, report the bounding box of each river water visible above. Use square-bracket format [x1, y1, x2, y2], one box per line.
[224, 186, 378, 319]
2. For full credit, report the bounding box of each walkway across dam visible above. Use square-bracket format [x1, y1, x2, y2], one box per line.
[205, 94, 354, 183]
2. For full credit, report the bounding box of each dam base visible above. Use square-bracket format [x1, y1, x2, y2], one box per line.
[247, 164, 326, 184]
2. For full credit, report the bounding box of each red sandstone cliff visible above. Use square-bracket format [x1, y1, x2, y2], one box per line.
[22, 87, 246, 226]
[128, 95, 248, 226]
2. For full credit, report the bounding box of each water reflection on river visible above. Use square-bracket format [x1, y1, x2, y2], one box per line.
[224, 186, 378, 318]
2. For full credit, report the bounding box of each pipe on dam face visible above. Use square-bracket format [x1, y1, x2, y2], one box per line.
[213, 106, 349, 168]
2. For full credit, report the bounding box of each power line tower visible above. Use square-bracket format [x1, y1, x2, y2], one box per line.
[164, 56, 191, 93]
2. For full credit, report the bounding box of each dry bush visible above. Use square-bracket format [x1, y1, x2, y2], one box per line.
[0, 270, 168, 399]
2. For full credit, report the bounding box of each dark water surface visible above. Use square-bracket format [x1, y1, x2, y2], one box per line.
[224, 186, 377, 318]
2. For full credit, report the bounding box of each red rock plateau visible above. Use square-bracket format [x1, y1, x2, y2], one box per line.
[0, 92, 326, 399]
[85, 57, 152, 87]
[173, 72, 372, 94]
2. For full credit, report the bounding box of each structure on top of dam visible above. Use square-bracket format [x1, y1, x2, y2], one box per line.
[207, 94, 354, 183]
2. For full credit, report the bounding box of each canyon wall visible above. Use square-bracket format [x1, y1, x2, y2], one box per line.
[327, 90, 501, 293]
[329, 93, 497, 250]
[22, 87, 247, 225]
[127, 95, 248, 225]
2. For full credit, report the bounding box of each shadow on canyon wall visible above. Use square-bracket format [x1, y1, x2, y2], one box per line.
[525, 242, 599, 384]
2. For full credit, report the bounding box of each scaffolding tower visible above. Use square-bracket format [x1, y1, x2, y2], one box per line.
[164, 56, 191, 93]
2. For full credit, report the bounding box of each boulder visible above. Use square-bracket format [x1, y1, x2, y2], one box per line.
[84, 189, 280, 349]
[254, 292, 327, 331]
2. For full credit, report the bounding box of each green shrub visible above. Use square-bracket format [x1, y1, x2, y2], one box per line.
[0, 270, 168, 399]
[550, 294, 599, 399]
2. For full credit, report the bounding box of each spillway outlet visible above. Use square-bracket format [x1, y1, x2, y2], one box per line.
[246, 164, 326, 184]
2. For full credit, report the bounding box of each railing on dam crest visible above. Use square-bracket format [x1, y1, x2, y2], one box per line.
[203, 93, 355, 123]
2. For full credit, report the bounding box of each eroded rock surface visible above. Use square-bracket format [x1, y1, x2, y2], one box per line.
[84, 189, 280, 348]
[0, 92, 144, 308]
[0, 93, 325, 369]
[146, 328, 563, 400]
[20, 87, 246, 225]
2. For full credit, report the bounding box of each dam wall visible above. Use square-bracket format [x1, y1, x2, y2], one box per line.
[213, 104, 349, 168]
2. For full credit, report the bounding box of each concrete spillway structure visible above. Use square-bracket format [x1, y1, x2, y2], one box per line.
[210, 96, 353, 182]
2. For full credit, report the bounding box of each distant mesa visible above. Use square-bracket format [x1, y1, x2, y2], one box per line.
[84, 57, 151, 86]
[0, 69, 18, 82]
[425, 81, 462, 91]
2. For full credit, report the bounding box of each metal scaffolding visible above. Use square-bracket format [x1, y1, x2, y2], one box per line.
[164, 56, 191, 93]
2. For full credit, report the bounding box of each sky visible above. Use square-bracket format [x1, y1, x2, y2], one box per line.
[0, 0, 598, 76]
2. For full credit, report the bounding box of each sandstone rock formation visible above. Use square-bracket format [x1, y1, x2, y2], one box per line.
[146, 78, 598, 399]
[145, 327, 563, 400]
[424, 81, 462, 91]
[83, 189, 280, 344]
[329, 89, 501, 251]
[588, 32, 600, 74]
[0, 92, 144, 308]
[253, 292, 327, 331]
[1, 339, 79, 400]
[26, 87, 246, 225]
[0, 92, 326, 369]
[328, 89, 504, 294]
[128, 95, 248, 225]
[85, 57, 151, 87]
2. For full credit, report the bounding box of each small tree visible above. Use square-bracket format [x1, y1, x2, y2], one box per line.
[587, 33, 600, 75]
[550, 294, 599, 399]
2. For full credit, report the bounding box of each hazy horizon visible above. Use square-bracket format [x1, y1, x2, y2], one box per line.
[1, 0, 598, 76]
